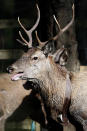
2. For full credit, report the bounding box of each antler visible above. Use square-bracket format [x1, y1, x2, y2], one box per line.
[17, 4, 40, 48]
[35, 31, 48, 49]
[35, 4, 74, 47]
[53, 4, 74, 41]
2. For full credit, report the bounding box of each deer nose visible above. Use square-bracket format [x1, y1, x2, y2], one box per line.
[7, 66, 14, 73]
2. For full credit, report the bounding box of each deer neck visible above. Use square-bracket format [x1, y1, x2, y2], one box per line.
[36, 58, 67, 110]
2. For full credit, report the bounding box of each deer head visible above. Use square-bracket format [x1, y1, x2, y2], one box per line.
[7, 4, 74, 81]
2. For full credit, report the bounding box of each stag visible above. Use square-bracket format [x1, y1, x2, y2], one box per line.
[7, 4, 87, 131]
[6, 4, 70, 131]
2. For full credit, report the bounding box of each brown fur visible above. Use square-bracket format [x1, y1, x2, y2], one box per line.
[7, 48, 87, 131]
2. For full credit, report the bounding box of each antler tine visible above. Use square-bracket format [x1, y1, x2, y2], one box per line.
[16, 39, 27, 46]
[19, 31, 29, 45]
[53, 15, 61, 31]
[18, 17, 30, 45]
[53, 4, 74, 41]
[35, 31, 48, 48]
[17, 4, 40, 48]
[30, 4, 40, 32]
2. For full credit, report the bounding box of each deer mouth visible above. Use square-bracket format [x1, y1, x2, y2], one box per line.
[11, 72, 24, 81]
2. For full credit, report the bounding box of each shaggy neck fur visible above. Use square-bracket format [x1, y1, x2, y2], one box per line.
[34, 56, 70, 113]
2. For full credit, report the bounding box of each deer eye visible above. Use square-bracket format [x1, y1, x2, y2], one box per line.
[33, 57, 38, 60]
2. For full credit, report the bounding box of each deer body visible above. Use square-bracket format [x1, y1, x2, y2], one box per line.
[9, 48, 87, 131]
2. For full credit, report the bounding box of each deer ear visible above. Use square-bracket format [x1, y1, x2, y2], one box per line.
[53, 47, 69, 66]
